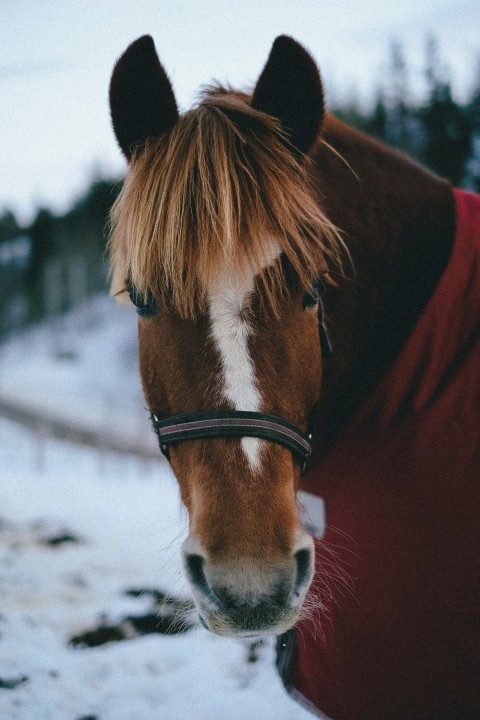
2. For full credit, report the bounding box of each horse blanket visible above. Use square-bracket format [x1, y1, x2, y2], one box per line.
[278, 189, 480, 720]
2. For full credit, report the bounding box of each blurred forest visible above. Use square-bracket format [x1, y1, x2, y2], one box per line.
[1, 37, 479, 339]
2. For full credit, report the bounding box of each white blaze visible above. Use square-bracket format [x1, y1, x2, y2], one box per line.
[208, 270, 262, 470]
[208, 244, 282, 471]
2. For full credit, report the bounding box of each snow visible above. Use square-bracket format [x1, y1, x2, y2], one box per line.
[0, 296, 154, 451]
[0, 296, 313, 720]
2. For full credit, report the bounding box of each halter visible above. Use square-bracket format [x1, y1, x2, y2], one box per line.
[147, 277, 331, 474]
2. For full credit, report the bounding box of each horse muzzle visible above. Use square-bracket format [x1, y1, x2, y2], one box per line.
[182, 531, 315, 636]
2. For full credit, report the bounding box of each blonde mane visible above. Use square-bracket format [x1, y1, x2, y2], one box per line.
[108, 87, 342, 318]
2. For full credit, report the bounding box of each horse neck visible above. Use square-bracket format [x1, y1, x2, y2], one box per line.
[311, 114, 456, 452]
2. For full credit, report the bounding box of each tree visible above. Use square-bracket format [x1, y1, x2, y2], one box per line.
[0, 210, 20, 243]
[384, 40, 413, 152]
[25, 208, 56, 322]
[464, 55, 480, 191]
[418, 36, 471, 184]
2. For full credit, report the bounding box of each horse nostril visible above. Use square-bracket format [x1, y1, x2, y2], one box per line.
[294, 547, 313, 593]
[185, 553, 210, 595]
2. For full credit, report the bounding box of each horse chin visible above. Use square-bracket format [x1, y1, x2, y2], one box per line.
[197, 606, 300, 638]
[191, 588, 303, 637]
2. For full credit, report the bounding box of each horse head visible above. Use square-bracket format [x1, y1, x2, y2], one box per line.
[108, 35, 341, 636]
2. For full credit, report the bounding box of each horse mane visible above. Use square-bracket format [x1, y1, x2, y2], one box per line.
[108, 85, 343, 318]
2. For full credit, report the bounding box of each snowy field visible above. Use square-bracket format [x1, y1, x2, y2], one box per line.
[0, 296, 156, 454]
[0, 297, 313, 720]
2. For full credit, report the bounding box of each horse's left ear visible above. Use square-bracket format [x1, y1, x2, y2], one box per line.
[109, 35, 179, 161]
[252, 35, 324, 155]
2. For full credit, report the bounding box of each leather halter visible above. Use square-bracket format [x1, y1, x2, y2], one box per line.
[149, 278, 330, 474]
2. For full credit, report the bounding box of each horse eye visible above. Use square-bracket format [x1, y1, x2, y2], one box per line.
[302, 291, 318, 310]
[127, 284, 157, 317]
[302, 277, 325, 310]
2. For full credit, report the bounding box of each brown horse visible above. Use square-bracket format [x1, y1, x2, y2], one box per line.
[108, 36, 480, 720]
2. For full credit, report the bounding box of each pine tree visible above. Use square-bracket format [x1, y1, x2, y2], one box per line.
[464, 54, 480, 191]
[418, 35, 471, 184]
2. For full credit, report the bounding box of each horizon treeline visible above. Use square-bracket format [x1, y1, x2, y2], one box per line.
[331, 35, 480, 188]
[1, 36, 479, 337]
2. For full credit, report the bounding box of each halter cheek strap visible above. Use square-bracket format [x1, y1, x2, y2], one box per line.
[303, 275, 332, 358]
[152, 410, 315, 473]
[318, 295, 332, 358]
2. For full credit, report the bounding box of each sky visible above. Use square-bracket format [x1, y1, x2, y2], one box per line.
[1, 0, 480, 223]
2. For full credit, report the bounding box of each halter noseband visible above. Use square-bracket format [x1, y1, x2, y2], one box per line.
[152, 410, 315, 473]
[148, 277, 330, 474]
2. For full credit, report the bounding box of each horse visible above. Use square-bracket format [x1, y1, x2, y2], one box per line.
[108, 35, 480, 720]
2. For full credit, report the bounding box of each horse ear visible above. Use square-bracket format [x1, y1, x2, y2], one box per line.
[109, 35, 179, 161]
[252, 35, 324, 155]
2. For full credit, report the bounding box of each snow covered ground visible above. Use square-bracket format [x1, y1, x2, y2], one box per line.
[0, 298, 313, 720]
[0, 296, 156, 453]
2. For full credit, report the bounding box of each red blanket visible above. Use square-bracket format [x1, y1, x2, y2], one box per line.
[282, 189, 480, 720]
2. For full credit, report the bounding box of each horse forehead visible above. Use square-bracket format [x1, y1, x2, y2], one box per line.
[207, 239, 282, 327]
[216, 239, 282, 285]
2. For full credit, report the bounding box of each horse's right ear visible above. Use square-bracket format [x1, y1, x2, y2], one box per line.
[252, 36, 324, 156]
[109, 35, 179, 161]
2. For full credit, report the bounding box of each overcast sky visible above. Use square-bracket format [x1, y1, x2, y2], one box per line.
[1, 0, 479, 223]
